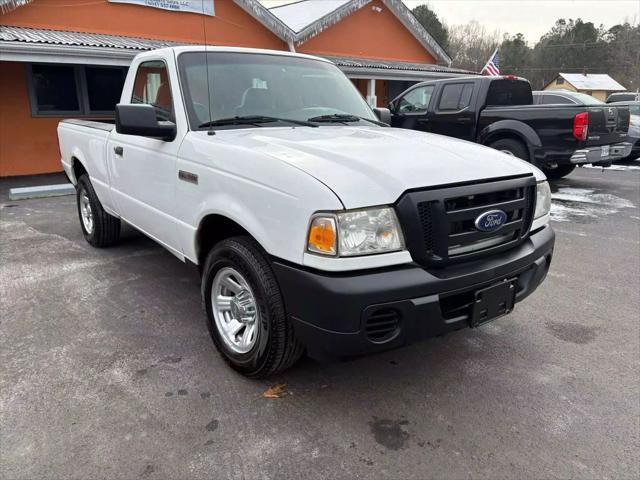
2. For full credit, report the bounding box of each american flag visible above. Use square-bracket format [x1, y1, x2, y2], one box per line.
[482, 49, 500, 76]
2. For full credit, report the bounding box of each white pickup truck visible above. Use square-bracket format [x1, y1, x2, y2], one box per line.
[58, 46, 554, 377]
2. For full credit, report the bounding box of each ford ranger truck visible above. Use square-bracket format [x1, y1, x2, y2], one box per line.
[58, 47, 555, 378]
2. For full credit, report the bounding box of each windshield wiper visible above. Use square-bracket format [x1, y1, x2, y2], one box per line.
[307, 113, 387, 127]
[198, 115, 317, 129]
[307, 114, 360, 124]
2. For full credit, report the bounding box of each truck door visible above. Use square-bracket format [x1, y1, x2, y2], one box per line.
[390, 84, 435, 132]
[426, 82, 475, 141]
[107, 58, 182, 254]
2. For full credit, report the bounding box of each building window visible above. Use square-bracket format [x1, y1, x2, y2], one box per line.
[85, 67, 127, 113]
[27, 64, 127, 117]
[30, 65, 81, 115]
[557, 77, 565, 85]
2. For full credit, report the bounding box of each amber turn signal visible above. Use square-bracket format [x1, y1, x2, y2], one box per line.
[307, 216, 337, 255]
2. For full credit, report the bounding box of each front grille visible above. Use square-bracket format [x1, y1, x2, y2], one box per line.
[364, 308, 401, 342]
[444, 185, 530, 257]
[395, 175, 537, 267]
[417, 201, 436, 254]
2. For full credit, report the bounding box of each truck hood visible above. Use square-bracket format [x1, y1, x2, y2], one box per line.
[211, 126, 544, 208]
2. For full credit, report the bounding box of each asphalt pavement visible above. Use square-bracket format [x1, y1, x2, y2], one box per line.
[1, 164, 639, 479]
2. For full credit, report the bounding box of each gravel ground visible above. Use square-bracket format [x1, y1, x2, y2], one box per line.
[1, 165, 639, 480]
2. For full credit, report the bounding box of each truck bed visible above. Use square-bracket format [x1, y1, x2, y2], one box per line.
[480, 103, 630, 164]
[60, 118, 115, 132]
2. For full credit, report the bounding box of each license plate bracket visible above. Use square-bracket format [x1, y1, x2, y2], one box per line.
[470, 279, 517, 327]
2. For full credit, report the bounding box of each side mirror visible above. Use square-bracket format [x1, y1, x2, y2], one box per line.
[373, 107, 392, 125]
[388, 102, 396, 113]
[116, 104, 176, 141]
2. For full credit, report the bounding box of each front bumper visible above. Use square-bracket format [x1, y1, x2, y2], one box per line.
[272, 225, 555, 360]
[570, 142, 633, 165]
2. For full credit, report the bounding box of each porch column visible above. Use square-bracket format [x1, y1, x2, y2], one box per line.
[366, 79, 377, 107]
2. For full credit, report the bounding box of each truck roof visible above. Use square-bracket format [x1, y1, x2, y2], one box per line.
[413, 75, 527, 86]
[135, 45, 333, 65]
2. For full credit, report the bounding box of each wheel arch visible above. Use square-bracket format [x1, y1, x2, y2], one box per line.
[70, 153, 89, 185]
[195, 213, 262, 268]
[479, 120, 541, 162]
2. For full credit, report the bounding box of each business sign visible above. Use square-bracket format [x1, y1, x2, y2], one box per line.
[108, 0, 214, 16]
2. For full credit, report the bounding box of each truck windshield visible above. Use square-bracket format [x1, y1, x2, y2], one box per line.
[177, 52, 378, 130]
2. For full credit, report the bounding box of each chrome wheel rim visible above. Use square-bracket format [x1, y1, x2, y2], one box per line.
[80, 192, 94, 234]
[211, 267, 258, 354]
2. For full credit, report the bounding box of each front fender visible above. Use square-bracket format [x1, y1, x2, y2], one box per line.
[175, 134, 344, 265]
[189, 194, 274, 263]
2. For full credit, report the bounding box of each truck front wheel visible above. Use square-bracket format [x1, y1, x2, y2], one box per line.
[76, 174, 120, 247]
[201, 237, 303, 378]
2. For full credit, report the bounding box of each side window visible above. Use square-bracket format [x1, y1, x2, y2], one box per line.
[438, 83, 473, 111]
[397, 85, 434, 113]
[459, 84, 474, 109]
[131, 61, 174, 121]
[543, 94, 573, 105]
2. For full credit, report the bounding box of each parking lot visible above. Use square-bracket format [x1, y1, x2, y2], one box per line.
[1, 165, 639, 479]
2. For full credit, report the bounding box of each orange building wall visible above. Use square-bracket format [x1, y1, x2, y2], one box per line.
[297, 0, 436, 63]
[1, 0, 286, 49]
[0, 62, 65, 177]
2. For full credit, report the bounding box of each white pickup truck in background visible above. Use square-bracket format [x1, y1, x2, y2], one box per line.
[58, 47, 554, 377]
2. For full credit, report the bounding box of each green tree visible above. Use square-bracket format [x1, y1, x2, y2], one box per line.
[499, 33, 532, 78]
[411, 4, 449, 53]
[602, 22, 640, 91]
[528, 18, 609, 88]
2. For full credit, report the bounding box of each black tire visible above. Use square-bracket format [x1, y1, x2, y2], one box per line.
[542, 164, 576, 180]
[201, 236, 303, 378]
[76, 174, 121, 247]
[488, 138, 529, 161]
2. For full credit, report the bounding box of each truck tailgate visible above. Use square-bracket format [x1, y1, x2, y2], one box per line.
[585, 105, 630, 146]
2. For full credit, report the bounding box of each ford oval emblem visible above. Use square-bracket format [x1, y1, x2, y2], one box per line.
[474, 210, 508, 232]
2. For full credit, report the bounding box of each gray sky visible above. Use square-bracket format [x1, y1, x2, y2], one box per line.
[264, 1, 639, 43]
[399, 1, 638, 42]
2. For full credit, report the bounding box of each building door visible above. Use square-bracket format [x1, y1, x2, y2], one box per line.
[107, 58, 181, 254]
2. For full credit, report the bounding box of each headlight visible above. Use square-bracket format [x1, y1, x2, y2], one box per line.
[534, 181, 551, 219]
[307, 207, 404, 257]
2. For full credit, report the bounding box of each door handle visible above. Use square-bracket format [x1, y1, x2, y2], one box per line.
[114, 146, 123, 156]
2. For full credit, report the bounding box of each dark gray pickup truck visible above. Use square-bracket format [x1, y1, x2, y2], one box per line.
[390, 76, 632, 179]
